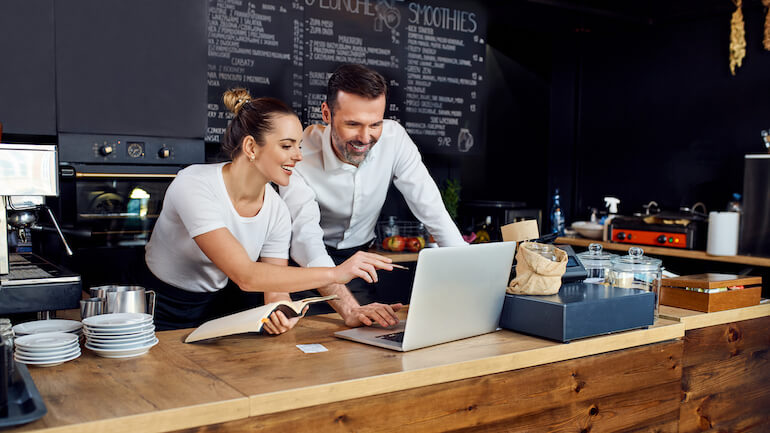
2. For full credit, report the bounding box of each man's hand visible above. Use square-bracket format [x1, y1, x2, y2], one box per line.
[343, 302, 403, 328]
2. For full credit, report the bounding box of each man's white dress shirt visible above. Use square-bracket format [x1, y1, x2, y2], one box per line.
[279, 120, 465, 268]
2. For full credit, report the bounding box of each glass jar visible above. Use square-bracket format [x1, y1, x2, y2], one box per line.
[577, 243, 616, 284]
[609, 247, 663, 315]
[524, 242, 558, 261]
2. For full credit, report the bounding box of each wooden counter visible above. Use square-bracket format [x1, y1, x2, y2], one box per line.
[9, 310, 684, 433]
[660, 301, 770, 330]
[556, 236, 770, 267]
[660, 302, 770, 432]
[371, 249, 419, 263]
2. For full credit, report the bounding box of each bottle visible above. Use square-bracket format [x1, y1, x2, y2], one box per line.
[602, 196, 620, 241]
[550, 189, 565, 236]
[383, 216, 399, 237]
[475, 216, 492, 243]
[726, 193, 743, 245]
[726, 193, 742, 213]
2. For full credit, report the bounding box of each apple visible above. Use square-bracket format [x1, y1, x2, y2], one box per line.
[383, 235, 405, 252]
[405, 237, 422, 252]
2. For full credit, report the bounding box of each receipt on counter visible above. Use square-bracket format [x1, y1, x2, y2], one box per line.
[296, 344, 328, 354]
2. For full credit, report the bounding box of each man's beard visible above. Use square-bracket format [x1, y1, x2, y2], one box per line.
[330, 125, 376, 166]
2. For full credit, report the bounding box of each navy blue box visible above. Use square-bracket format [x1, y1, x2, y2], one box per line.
[499, 282, 655, 343]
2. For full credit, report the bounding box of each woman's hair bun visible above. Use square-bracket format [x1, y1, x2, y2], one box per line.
[223, 88, 253, 115]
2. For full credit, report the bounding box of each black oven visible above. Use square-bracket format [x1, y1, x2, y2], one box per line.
[37, 133, 205, 288]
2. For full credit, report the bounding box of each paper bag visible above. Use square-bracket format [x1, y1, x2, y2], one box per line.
[507, 242, 567, 295]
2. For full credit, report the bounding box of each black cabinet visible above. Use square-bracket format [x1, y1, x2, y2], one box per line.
[0, 0, 56, 136]
[55, 0, 208, 138]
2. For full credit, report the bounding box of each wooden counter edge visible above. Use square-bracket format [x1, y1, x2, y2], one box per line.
[659, 302, 770, 330]
[247, 320, 685, 417]
[21, 397, 250, 433]
[555, 237, 770, 267]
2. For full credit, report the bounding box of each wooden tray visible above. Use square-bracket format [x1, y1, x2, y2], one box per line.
[660, 273, 762, 313]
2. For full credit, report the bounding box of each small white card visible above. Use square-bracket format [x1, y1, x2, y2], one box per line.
[296, 343, 328, 353]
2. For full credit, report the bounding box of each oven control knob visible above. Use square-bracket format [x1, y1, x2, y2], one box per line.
[617, 232, 626, 240]
[657, 235, 667, 243]
[99, 144, 114, 156]
[158, 147, 170, 158]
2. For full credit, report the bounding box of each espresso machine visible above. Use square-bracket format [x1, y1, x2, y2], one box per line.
[0, 142, 81, 316]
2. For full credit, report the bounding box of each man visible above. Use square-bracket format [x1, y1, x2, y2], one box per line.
[280, 64, 466, 328]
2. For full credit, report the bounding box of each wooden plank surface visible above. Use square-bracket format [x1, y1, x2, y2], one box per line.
[370, 249, 419, 263]
[170, 340, 683, 433]
[166, 310, 683, 418]
[10, 334, 250, 433]
[659, 302, 770, 330]
[660, 273, 762, 289]
[0, 309, 686, 433]
[556, 237, 770, 267]
[659, 286, 761, 313]
[679, 316, 770, 432]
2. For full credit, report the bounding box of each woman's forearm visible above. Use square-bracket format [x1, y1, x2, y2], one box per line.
[234, 262, 336, 293]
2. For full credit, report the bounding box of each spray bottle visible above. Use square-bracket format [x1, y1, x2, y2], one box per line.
[602, 197, 620, 241]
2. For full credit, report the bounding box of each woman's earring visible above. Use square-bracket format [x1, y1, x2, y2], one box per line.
[249, 155, 255, 162]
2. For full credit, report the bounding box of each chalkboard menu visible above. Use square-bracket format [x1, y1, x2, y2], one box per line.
[207, 0, 486, 155]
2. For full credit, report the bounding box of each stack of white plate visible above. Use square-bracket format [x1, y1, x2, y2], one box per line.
[14, 332, 81, 367]
[82, 313, 157, 359]
[12, 319, 83, 338]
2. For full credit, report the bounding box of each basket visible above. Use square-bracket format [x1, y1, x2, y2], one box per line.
[376, 220, 427, 252]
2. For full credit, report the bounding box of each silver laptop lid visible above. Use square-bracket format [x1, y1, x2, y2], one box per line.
[401, 241, 516, 351]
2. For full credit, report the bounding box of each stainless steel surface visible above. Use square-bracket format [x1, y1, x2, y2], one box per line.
[0, 144, 58, 197]
[44, 206, 72, 256]
[7, 210, 36, 227]
[1, 197, 7, 275]
[0, 253, 80, 286]
[89, 285, 121, 299]
[94, 285, 155, 315]
[1, 144, 58, 276]
[107, 287, 155, 315]
[80, 298, 105, 319]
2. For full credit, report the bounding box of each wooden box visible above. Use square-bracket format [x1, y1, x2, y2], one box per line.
[660, 273, 762, 312]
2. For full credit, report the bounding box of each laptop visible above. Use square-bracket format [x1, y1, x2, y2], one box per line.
[334, 241, 516, 351]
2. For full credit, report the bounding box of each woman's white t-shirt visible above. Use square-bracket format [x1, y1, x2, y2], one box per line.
[145, 162, 291, 293]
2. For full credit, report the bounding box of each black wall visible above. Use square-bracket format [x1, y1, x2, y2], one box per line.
[3, 1, 768, 233]
[483, 1, 770, 227]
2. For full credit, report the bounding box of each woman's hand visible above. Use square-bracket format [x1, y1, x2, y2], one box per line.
[333, 251, 394, 284]
[262, 310, 302, 335]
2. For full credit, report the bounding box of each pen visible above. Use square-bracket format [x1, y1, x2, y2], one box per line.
[391, 264, 409, 270]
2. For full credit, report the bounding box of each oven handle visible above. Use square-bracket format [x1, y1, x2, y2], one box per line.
[74, 173, 177, 179]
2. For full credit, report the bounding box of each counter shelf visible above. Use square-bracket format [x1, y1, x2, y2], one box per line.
[556, 236, 770, 267]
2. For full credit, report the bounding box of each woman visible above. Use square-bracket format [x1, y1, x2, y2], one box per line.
[143, 89, 394, 331]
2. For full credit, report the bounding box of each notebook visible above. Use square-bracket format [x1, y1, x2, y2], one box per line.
[334, 241, 516, 351]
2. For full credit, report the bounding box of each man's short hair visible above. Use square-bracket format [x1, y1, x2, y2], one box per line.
[326, 64, 387, 113]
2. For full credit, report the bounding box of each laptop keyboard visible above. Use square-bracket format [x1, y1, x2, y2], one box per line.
[376, 331, 404, 343]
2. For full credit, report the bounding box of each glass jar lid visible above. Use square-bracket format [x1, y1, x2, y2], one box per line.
[576, 243, 616, 269]
[610, 247, 662, 272]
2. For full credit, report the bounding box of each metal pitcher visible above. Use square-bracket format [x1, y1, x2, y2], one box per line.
[91, 285, 156, 316]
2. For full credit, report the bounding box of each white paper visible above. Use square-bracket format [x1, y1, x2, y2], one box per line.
[296, 344, 328, 353]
